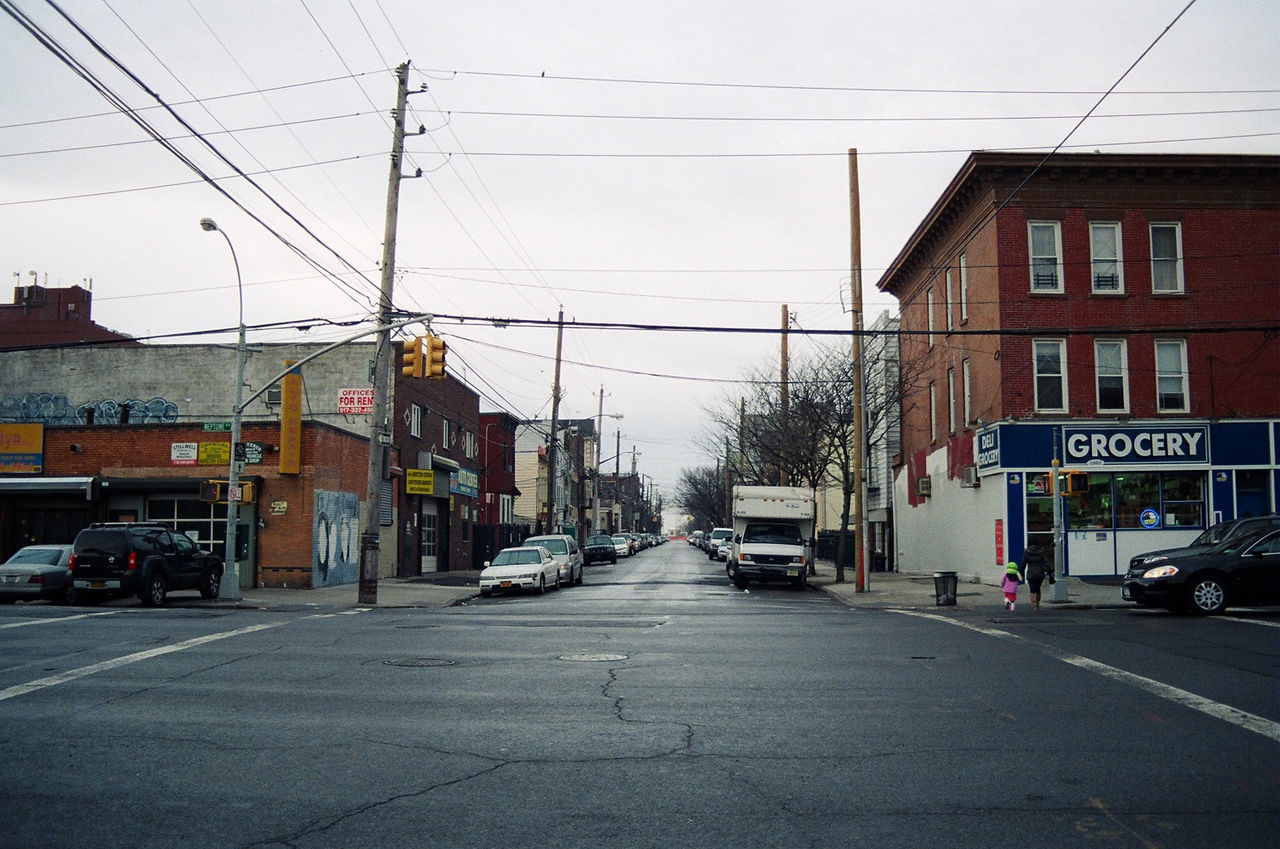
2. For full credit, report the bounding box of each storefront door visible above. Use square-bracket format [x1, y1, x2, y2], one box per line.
[419, 507, 437, 573]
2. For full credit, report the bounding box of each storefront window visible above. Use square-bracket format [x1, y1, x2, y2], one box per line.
[1114, 473, 1159, 529]
[1161, 473, 1203, 527]
[1069, 473, 1113, 529]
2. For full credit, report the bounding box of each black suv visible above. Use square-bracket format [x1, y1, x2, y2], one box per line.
[71, 523, 222, 606]
[583, 534, 618, 565]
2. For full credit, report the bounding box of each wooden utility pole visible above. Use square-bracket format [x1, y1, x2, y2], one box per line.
[358, 62, 411, 605]
[543, 307, 565, 533]
[849, 149, 868, 592]
[780, 303, 790, 486]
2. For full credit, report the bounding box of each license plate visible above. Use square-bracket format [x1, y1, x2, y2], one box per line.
[787, 569, 799, 577]
[500, 581, 512, 588]
[91, 581, 106, 590]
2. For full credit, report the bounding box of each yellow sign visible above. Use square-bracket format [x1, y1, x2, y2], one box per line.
[405, 468, 434, 495]
[0, 423, 43, 473]
[199, 442, 231, 466]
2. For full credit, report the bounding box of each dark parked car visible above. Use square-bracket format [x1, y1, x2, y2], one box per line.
[583, 534, 618, 565]
[0, 544, 75, 605]
[1123, 528, 1280, 615]
[1128, 514, 1280, 572]
[71, 522, 222, 607]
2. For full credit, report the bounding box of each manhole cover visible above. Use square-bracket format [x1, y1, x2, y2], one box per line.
[559, 653, 628, 662]
[383, 657, 455, 668]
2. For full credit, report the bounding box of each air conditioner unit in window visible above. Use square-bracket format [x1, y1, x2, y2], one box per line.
[915, 476, 932, 497]
[961, 465, 981, 488]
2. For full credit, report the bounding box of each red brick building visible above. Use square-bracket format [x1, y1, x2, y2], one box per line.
[877, 151, 1279, 578]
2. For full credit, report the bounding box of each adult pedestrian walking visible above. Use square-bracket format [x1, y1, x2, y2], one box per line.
[1023, 543, 1054, 611]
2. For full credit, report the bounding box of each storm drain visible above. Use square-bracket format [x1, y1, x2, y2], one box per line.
[559, 653, 628, 662]
[384, 657, 456, 668]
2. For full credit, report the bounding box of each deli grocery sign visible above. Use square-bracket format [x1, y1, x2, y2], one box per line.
[1064, 426, 1208, 465]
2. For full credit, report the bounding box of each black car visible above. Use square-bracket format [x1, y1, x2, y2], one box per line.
[583, 534, 618, 565]
[1128, 514, 1279, 572]
[71, 522, 222, 607]
[1123, 528, 1280, 615]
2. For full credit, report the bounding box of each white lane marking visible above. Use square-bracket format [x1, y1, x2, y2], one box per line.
[892, 609, 1279, 741]
[0, 621, 286, 702]
[0, 610, 122, 629]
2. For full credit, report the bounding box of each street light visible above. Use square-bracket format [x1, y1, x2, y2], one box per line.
[200, 217, 244, 601]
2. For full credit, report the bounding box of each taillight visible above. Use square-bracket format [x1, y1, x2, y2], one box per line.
[127, 551, 139, 571]
[28, 575, 45, 584]
[69, 554, 77, 568]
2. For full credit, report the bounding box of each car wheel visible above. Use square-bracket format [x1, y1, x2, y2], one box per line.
[575, 566, 584, 585]
[59, 581, 77, 606]
[733, 574, 749, 590]
[537, 574, 546, 595]
[200, 568, 222, 599]
[480, 588, 493, 598]
[140, 571, 167, 607]
[554, 571, 562, 590]
[1187, 574, 1228, 615]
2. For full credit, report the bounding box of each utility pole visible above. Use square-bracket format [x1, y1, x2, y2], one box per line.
[779, 303, 790, 486]
[849, 148, 869, 592]
[358, 62, 416, 605]
[543, 307, 565, 534]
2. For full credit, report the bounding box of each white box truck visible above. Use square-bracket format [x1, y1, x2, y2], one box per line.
[726, 485, 815, 590]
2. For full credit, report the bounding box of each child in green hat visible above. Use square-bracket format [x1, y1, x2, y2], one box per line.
[1000, 562, 1022, 611]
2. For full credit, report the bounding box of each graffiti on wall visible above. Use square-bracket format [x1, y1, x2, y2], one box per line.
[313, 489, 359, 587]
[0, 392, 180, 425]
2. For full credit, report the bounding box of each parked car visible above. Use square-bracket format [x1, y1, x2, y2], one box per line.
[1123, 528, 1280, 615]
[522, 534, 584, 586]
[706, 527, 733, 561]
[1128, 514, 1280, 572]
[611, 534, 632, 558]
[0, 544, 75, 605]
[717, 540, 733, 562]
[71, 522, 222, 607]
[480, 546, 559, 597]
[583, 534, 618, 565]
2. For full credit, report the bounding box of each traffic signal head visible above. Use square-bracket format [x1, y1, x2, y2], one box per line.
[400, 336, 426, 378]
[426, 334, 447, 379]
[1065, 471, 1089, 495]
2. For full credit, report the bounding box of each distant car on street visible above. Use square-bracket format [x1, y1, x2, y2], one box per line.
[706, 527, 733, 561]
[1123, 528, 1280, 615]
[480, 546, 559, 597]
[611, 535, 631, 558]
[583, 534, 618, 565]
[522, 534, 584, 586]
[71, 523, 222, 607]
[0, 544, 75, 605]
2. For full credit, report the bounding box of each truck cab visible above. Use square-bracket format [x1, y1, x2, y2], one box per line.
[726, 486, 815, 590]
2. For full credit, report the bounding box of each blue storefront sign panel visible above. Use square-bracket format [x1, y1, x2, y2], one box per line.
[1063, 425, 1208, 465]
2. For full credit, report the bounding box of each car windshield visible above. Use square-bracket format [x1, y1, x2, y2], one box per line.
[612, 536, 628, 543]
[528, 538, 567, 555]
[492, 549, 540, 566]
[7, 548, 64, 565]
[1205, 529, 1272, 557]
[742, 523, 802, 545]
[587, 536, 613, 546]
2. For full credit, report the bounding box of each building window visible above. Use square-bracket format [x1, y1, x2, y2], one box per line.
[409, 404, 422, 438]
[945, 269, 954, 330]
[442, 419, 451, 447]
[926, 288, 935, 347]
[1155, 339, 1189, 412]
[1090, 222, 1123, 293]
[928, 380, 937, 443]
[1094, 340, 1128, 413]
[1033, 339, 1067, 412]
[958, 253, 968, 322]
[1150, 223, 1184, 294]
[961, 358, 971, 426]
[1028, 221, 1064, 293]
[947, 367, 956, 434]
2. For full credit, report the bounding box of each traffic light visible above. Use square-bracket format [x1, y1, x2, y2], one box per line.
[400, 336, 426, 378]
[1065, 471, 1089, 495]
[426, 333, 447, 379]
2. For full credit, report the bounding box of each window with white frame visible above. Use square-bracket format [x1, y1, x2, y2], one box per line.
[947, 367, 956, 434]
[926, 289, 935, 346]
[1150, 222, 1184, 293]
[962, 358, 972, 425]
[958, 253, 969, 321]
[1090, 222, 1123, 293]
[1028, 221, 1064, 293]
[1155, 339, 1189, 412]
[1094, 340, 1129, 413]
[442, 419, 451, 447]
[945, 269, 954, 330]
[1033, 339, 1067, 412]
[464, 430, 477, 459]
[928, 380, 937, 442]
[409, 403, 422, 438]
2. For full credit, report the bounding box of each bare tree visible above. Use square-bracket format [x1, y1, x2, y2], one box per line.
[673, 465, 727, 531]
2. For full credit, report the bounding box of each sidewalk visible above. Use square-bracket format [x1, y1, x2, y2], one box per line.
[208, 564, 1127, 612]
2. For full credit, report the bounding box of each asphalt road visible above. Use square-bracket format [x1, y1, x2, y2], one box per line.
[1, 543, 1275, 849]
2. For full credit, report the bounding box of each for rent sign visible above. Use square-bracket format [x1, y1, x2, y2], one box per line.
[1064, 426, 1208, 465]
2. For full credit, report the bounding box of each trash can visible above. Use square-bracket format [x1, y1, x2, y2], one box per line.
[933, 571, 958, 606]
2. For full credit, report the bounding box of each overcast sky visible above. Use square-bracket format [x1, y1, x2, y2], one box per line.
[2, 0, 1276, 521]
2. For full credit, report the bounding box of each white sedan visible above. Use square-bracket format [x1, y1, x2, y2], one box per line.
[480, 546, 559, 597]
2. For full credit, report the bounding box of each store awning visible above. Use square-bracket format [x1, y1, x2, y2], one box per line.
[0, 476, 95, 499]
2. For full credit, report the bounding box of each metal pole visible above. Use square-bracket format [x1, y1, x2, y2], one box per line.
[199, 218, 243, 601]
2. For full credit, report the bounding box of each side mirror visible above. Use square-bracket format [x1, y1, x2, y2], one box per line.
[733, 534, 740, 544]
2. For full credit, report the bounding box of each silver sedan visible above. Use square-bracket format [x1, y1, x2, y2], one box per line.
[0, 544, 76, 605]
